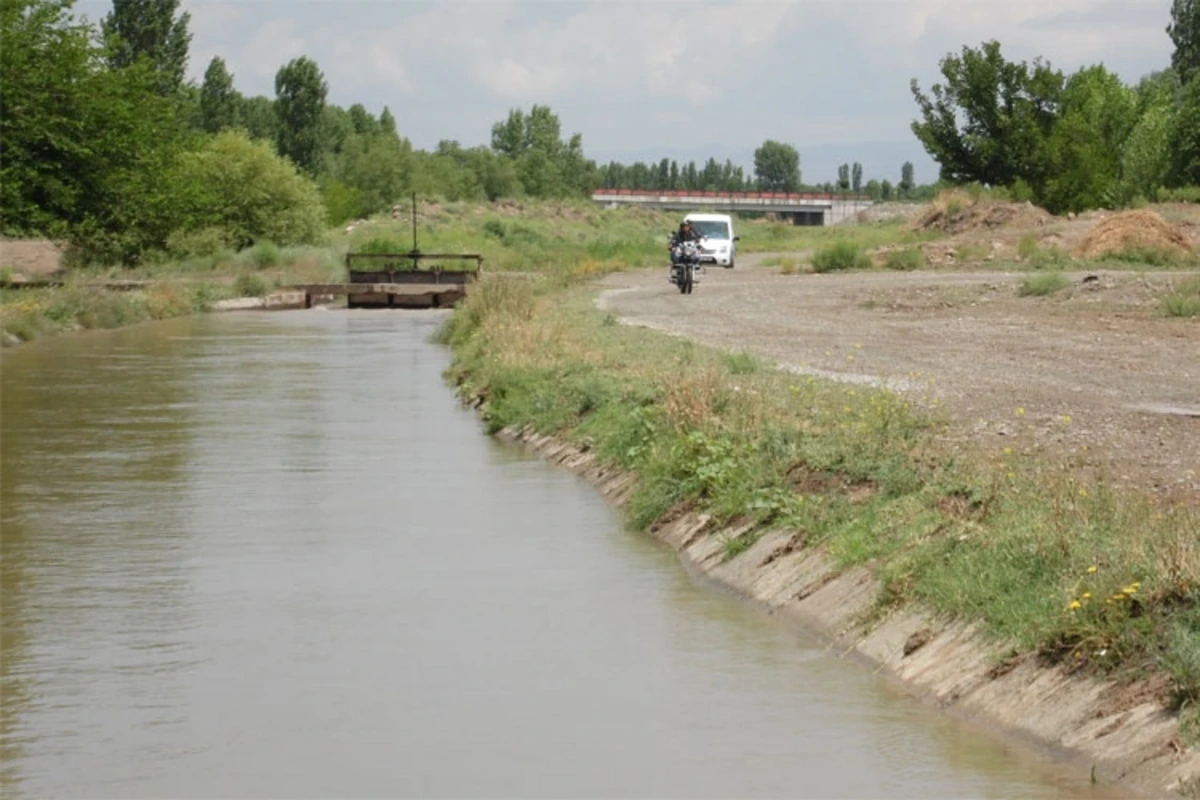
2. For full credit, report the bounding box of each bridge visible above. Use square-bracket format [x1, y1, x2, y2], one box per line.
[590, 189, 874, 225]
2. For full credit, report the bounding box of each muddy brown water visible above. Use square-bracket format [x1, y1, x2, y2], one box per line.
[1, 311, 1121, 798]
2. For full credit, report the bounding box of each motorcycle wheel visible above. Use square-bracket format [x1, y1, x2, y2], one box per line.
[684, 266, 694, 294]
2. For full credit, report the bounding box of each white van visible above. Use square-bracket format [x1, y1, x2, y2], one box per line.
[684, 213, 739, 268]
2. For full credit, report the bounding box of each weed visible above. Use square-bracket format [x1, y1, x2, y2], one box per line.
[723, 350, 761, 375]
[886, 248, 925, 271]
[234, 273, 270, 297]
[1019, 271, 1069, 296]
[813, 241, 871, 273]
[1162, 277, 1200, 318]
[247, 240, 281, 268]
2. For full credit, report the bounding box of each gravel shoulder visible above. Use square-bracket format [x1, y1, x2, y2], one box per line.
[598, 257, 1200, 505]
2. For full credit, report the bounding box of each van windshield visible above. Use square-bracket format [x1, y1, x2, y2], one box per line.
[689, 220, 730, 239]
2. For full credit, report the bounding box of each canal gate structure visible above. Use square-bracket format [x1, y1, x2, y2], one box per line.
[295, 250, 482, 309]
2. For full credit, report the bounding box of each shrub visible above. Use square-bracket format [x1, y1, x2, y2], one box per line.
[1162, 277, 1200, 317]
[165, 227, 235, 259]
[234, 273, 270, 297]
[812, 241, 871, 272]
[885, 248, 924, 271]
[172, 130, 328, 250]
[1018, 271, 1069, 296]
[1159, 186, 1200, 204]
[358, 237, 409, 254]
[245, 241, 281, 269]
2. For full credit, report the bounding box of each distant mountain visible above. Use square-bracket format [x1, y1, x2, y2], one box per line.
[588, 140, 939, 187]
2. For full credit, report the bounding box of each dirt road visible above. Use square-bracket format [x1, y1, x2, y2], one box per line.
[598, 256, 1200, 505]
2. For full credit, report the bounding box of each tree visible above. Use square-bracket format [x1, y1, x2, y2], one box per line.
[173, 130, 326, 248]
[1168, 75, 1200, 186]
[753, 140, 801, 191]
[348, 103, 378, 136]
[1169, 0, 1200, 82]
[881, 179, 895, 200]
[199, 56, 237, 133]
[491, 108, 526, 156]
[837, 163, 850, 191]
[910, 40, 1063, 188]
[274, 56, 328, 174]
[900, 161, 915, 196]
[101, 0, 191, 95]
[1, 0, 187, 260]
[851, 162, 863, 192]
[380, 107, 398, 138]
[238, 95, 277, 142]
[1040, 65, 1138, 212]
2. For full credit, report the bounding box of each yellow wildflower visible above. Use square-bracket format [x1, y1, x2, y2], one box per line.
[1016, 407, 1025, 416]
[1082, 592, 1092, 600]
[1068, 600, 1082, 610]
[1087, 565, 1098, 574]
[1078, 488, 1088, 498]
[1003, 447, 1013, 455]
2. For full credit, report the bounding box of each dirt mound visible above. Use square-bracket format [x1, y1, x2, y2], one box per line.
[0, 238, 65, 277]
[913, 197, 1053, 235]
[1074, 210, 1192, 259]
[857, 202, 924, 224]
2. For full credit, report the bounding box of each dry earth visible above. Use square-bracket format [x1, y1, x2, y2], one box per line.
[598, 261, 1200, 506]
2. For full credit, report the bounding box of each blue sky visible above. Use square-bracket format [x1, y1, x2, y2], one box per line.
[78, 0, 1176, 185]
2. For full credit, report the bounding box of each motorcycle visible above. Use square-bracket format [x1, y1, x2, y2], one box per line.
[668, 235, 704, 294]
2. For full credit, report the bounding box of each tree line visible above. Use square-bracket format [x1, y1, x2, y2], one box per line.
[910, 0, 1200, 213]
[3, 0, 1196, 265]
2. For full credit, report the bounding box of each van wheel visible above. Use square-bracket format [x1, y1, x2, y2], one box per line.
[726, 259, 735, 269]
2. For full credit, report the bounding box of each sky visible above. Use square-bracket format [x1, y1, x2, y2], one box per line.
[77, 0, 1176, 185]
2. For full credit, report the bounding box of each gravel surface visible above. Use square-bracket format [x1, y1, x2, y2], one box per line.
[598, 256, 1200, 505]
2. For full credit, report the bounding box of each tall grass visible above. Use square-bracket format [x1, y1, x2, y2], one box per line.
[812, 241, 871, 272]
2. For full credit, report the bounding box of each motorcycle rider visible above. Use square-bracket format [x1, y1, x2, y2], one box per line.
[668, 218, 705, 283]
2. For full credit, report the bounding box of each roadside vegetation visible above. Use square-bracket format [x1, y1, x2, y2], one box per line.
[439, 274, 1200, 741]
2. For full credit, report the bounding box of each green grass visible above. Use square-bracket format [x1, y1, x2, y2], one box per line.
[441, 274, 1199, 708]
[1162, 276, 1200, 317]
[1018, 271, 1069, 296]
[812, 241, 872, 272]
[885, 247, 925, 271]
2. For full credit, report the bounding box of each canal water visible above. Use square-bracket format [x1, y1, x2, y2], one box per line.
[1, 311, 1114, 798]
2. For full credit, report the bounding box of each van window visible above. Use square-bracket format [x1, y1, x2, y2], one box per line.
[689, 220, 730, 239]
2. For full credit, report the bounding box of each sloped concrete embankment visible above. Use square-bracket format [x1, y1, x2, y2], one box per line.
[495, 424, 1200, 798]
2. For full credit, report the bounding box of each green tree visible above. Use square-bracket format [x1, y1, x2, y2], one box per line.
[1169, 0, 1200, 82]
[199, 56, 238, 133]
[101, 0, 191, 94]
[851, 162, 863, 192]
[380, 106, 398, 138]
[238, 95, 277, 142]
[881, 179, 895, 200]
[0, 0, 187, 260]
[1040, 65, 1138, 212]
[173, 130, 326, 248]
[910, 40, 1063, 188]
[837, 163, 850, 191]
[490, 108, 525, 156]
[900, 161, 915, 196]
[753, 140, 801, 191]
[1168, 75, 1200, 186]
[348, 103, 378, 136]
[274, 56, 328, 174]
[1121, 104, 1174, 199]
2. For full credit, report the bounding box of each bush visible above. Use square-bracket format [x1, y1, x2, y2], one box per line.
[812, 241, 871, 272]
[885, 248, 925, 271]
[246, 241, 282, 268]
[172, 130, 328, 250]
[165, 227, 236, 259]
[1159, 186, 1200, 204]
[234, 273, 270, 297]
[1162, 277, 1200, 317]
[1018, 271, 1069, 296]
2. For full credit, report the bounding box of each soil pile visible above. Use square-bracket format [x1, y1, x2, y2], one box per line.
[912, 196, 1053, 235]
[0, 238, 64, 277]
[1074, 210, 1192, 258]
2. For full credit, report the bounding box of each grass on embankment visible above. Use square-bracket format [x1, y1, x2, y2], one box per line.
[439, 275, 1200, 736]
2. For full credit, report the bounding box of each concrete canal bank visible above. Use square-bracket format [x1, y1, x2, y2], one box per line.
[495, 424, 1200, 798]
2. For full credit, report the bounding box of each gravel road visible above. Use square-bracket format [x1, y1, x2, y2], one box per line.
[598, 256, 1200, 504]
